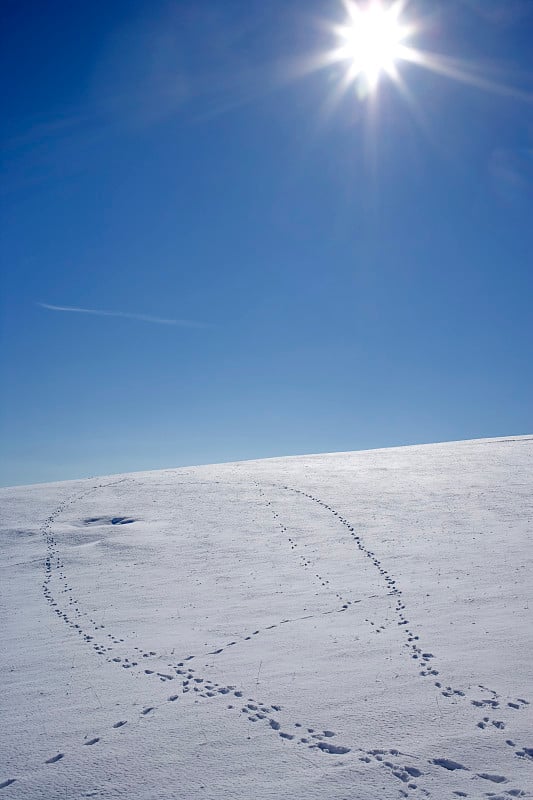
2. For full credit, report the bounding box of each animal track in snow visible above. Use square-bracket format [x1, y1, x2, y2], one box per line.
[280, 485, 531, 760]
[477, 773, 508, 783]
[45, 753, 64, 764]
[258, 486, 359, 612]
[83, 516, 137, 526]
[356, 748, 437, 796]
[42, 476, 367, 779]
[37, 479, 528, 797]
[316, 741, 350, 755]
[431, 758, 467, 772]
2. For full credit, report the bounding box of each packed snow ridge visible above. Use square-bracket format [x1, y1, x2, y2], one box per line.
[1, 436, 532, 799]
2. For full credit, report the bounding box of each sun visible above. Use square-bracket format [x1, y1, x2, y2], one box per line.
[332, 1, 411, 92]
[290, 0, 523, 115]
[291, 0, 527, 118]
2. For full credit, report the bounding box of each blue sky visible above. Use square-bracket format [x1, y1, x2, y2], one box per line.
[1, 0, 532, 486]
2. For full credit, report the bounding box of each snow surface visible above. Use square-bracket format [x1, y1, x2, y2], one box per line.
[1, 436, 532, 799]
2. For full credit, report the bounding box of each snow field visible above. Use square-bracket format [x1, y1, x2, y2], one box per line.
[1, 436, 532, 798]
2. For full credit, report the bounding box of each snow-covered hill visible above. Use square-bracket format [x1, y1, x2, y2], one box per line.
[1, 437, 532, 799]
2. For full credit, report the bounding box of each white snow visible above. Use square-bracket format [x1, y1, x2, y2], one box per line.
[1, 436, 532, 799]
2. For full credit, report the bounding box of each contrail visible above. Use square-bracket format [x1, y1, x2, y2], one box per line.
[38, 303, 207, 328]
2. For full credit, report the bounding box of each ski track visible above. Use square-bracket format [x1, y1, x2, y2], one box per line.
[3, 475, 530, 797]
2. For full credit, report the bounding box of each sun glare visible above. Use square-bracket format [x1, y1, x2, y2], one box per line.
[332, 1, 411, 92]
[324, 0, 527, 106]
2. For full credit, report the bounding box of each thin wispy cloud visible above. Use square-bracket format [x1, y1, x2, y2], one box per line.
[38, 303, 207, 328]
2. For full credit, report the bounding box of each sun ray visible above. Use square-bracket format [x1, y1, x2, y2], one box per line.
[314, 0, 533, 107]
[399, 46, 533, 103]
